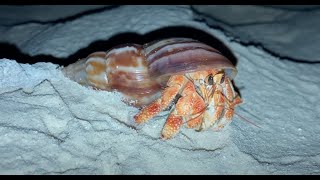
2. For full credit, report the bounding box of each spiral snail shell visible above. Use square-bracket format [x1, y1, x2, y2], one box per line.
[62, 38, 237, 108]
[62, 44, 162, 107]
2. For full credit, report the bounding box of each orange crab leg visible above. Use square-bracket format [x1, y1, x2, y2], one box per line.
[212, 77, 243, 131]
[161, 113, 183, 139]
[211, 94, 242, 131]
[161, 81, 206, 139]
[213, 90, 226, 119]
[223, 77, 242, 120]
[180, 81, 206, 129]
[134, 75, 186, 124]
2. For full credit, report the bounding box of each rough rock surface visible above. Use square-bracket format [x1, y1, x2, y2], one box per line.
[0, 5, 111, 26]
[0, 5, 319, 174]
[192, 5, 320, 62]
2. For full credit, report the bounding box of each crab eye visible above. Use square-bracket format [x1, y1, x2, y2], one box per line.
[207, 74, 214, 85]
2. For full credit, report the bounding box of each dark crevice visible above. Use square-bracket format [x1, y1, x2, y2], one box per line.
[1, 5, 121, 27]
[231, 40, 320, 64]
[43, 167, 94, 175]
[190, 5, 288, 28]
[190, 6, 234, 30]
[260, 5, 320, 12]
[0, 122, 65, 144]
[226, 20, 289, 27]
[103, 111, 138, 131]
[240, 150, 320, 171]
[190, 6, 320, 64]
[168, 144, 225, 153]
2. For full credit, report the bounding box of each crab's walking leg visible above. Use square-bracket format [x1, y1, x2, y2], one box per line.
[161, 81, 206, 139]
[161, 113, 183, 139]
[134, 75, 186, 124]
[212, 77, 242, 131]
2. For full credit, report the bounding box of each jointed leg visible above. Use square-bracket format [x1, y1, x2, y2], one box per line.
[134, 75, 186, 124]
[161, 81, 206, 139]
[212, 77, 242, 131]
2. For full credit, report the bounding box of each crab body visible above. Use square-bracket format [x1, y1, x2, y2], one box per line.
[134, 70, 242, 139]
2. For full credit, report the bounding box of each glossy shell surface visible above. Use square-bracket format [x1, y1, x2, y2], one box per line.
[144, 38, 237, 82]
[62, 44, 162, 107]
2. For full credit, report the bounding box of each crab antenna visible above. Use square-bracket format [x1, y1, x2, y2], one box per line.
[234, 111, 261, 128]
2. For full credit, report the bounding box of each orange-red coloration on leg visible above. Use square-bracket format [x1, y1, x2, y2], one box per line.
[213, 90, 225, 120]
[134, 70, 243, 139]
[161, 114, 183, 139]
[212, 77, 243, 131]
[186, 113, 204, 129]
[221, 77, 243, 120]
[224, 77, 234, 101]
[186, 92, 206, 128]
[134, 99, 162, 124]
[224, 95, 242, 120]
[134, 75, 186, 124]
[161, 80, 206, 138]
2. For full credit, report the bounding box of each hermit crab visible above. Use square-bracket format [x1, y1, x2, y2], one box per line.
[62, 38, 242, 139]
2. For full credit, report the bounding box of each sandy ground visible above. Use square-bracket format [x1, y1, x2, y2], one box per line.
[0, 5, 319, 174]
